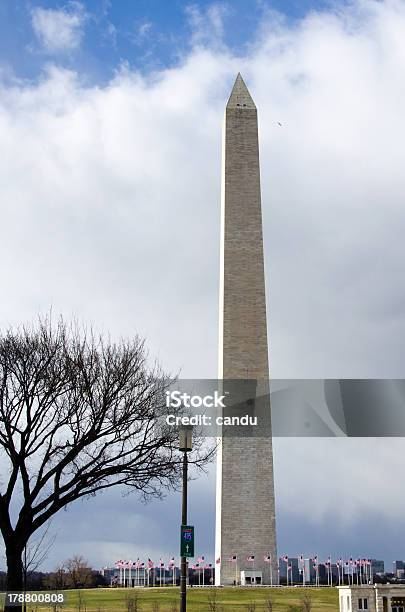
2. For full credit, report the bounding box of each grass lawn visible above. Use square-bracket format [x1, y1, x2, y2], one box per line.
[1, 587, 339, 611]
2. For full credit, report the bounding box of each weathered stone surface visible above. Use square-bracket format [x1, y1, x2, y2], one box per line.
[215, 74, 277, 585]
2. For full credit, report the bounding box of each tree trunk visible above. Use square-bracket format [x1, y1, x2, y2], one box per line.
[5, 546, 24, 612]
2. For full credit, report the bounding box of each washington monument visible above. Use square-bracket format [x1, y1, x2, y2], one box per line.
[215, 74, 277, 585]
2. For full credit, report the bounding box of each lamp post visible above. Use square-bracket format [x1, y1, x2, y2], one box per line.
[179, 426, 192, 612]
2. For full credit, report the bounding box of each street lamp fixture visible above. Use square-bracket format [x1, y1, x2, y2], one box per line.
[179, 425, 193, 452]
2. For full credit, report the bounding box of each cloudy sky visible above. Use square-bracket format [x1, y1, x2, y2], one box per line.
[1, 0, 405, 572]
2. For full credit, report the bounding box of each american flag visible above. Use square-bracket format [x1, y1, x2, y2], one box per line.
[216, 557, 221, 564]
[228, 555, 237, 563]
[206, 564, 212, 569]
[247, 555, 255, 562]
[169, 558, 175, 568]
[283, 555, 289, 563]
[160, 559, 165, 568]
[197, 556, 205, 564]
[264, 555, 271, 563]
[147, 559, 154, 569]
[140, 562, 145, 568]
[135, 558, 141, 569]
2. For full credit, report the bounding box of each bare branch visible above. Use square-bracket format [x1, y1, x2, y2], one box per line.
[0, 316, 213, 597]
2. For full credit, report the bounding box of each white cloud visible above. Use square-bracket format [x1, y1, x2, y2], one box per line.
[185, 3, 229, 48]
[132, 20, 153, 47]
[138, 21, 152, 38]
[31, 2, 86, 53]
[1, 0, 405, 562]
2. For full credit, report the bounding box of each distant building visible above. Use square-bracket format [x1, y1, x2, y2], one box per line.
[303, 559, 316, 583]
[100, 567, 119, 585]
[318, 564, 327, 583]
[279, 558, 300, 584]
[394, 561, 405, 579]
[370, 559, 385, 577]
[289, 558, 300, 583]
[331, 564, 340, 583]
[278, 558, 287, 582]
[101, 565, 181, 587]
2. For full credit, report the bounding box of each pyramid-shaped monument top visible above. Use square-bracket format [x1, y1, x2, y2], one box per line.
[226, 73, 256, 110]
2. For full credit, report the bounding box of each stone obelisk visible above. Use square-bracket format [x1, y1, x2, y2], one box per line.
[215, 74, 277, 586]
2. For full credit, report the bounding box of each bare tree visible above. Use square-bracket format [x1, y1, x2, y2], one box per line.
[25, 523, 56, 572]
[65, 555, 92, 589]
[264, 595, 273, 612]
[44, 564, 67, 590]
[23, 521, 56, 591]
[0, 318, 212, 610]
[207, 589, 223, 612]
[76, 590, 87, 612]
[125, 592, 141, 612]
[300, 593, 312, 612]
[245, 603, 256, 612]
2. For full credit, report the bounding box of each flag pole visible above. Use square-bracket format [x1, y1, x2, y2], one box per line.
[270, 555, 273, 587]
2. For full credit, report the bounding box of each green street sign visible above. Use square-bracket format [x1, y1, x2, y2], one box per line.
[180, 525, 194, 558]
